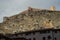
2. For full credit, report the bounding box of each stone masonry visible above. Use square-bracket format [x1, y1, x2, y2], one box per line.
[0, 7, 60, 34]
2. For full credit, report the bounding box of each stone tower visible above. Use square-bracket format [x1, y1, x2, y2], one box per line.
[50, 6, 56, 11]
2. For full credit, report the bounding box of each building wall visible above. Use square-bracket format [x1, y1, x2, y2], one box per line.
[3, 29, 60, 40]
[53, 30, 60, 40]
[0, 29, 60, 40]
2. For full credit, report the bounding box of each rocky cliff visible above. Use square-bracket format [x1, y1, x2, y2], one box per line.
[0, 7, 60, 34]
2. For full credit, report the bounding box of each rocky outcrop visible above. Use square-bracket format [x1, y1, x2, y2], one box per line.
[0, 7, 60, 34]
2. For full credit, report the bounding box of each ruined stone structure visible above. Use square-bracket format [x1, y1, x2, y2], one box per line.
[0, 7, 60, 34]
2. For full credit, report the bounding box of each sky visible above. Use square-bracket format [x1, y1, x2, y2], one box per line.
[0, 0, 60, 23]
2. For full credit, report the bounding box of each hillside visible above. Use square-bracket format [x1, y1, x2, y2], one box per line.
[0, 7, 60, 34]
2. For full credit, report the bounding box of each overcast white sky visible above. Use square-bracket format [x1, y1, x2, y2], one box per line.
[0, 0, 60, 23]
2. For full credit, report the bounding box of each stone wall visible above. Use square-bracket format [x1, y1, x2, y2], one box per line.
[0, 7, 60, 34]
